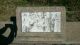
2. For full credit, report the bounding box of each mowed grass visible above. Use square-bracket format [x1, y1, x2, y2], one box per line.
[0, 0, 80, 21]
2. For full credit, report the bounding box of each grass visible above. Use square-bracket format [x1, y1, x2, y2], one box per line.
[0, 0, 80, 21]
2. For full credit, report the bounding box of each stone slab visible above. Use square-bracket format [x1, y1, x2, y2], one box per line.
[16, 7, 66, 42]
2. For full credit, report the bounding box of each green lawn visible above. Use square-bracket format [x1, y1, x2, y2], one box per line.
[0, 0, 80, 21]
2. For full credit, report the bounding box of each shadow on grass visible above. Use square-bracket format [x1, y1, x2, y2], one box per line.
[0, 16, 17, 45]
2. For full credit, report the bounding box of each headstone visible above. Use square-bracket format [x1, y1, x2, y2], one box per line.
[16, 7, 66, 43]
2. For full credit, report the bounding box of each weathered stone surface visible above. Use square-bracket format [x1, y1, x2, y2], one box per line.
[16, 7, 66, 43]
[21, 12, 61, 32]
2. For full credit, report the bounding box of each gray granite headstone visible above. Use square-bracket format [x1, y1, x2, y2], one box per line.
[16, 7, 66, 42]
